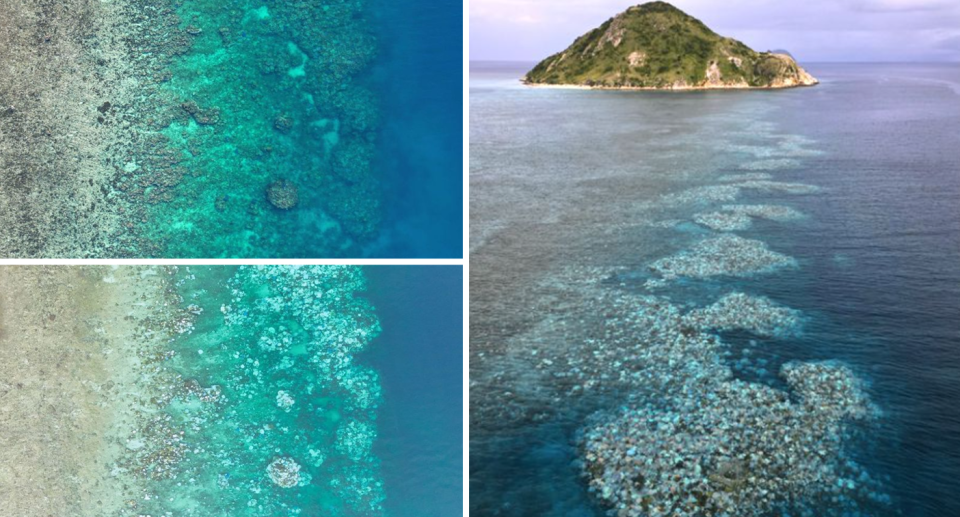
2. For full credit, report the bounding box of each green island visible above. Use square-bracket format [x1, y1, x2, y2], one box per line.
[524, 1, 819, 90]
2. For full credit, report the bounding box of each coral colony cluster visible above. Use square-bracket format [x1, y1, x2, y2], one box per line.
[570, 135, 894, 516]
[683, 292, 802, 338]
[649, 234, 798, 282]
[693, 205, 804, 232]
[126, 266, 384, 516]
[656, 179, 818, 210]
[582, 362, 883, 517]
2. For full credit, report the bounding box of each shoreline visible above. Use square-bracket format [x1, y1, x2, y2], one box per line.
[521, 80, 819, 91]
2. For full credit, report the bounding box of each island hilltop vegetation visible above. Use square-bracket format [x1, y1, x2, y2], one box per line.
[524, 1, 818, 90]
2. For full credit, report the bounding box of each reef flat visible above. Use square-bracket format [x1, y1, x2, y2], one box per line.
[0, 266, 401, 516]
[0, 0, 455, 258]
[0, 267, 169, 515]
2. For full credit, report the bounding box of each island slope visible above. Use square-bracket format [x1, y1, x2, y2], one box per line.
[524, 1, 818, 90]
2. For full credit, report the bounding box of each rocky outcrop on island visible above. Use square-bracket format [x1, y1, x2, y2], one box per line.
[524, 1, 818, 90]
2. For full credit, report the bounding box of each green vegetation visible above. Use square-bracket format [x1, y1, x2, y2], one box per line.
[524, 1, 817, 89]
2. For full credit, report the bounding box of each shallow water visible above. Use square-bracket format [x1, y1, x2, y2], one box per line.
[128, 0, 461, 258]
[120, 266, 461, 516]
[469, 62, 960, 516]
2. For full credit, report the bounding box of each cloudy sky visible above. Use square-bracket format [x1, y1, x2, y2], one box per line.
[470, 0, 960, 62]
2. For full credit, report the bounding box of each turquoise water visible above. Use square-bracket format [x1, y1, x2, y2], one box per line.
[126, 266, 461, 515]
[470, 62, 960, 516]
[119, 0, 461, 258]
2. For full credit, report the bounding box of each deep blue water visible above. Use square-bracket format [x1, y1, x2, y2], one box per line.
[366, 267, 464, 516]
[368, 0, 464, 258]
[470, 62, 960, 516]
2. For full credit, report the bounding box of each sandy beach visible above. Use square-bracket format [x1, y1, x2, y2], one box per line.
[520, 80, 817, 91]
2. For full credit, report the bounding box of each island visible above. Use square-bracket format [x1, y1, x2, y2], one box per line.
[523, 1, 818, 90]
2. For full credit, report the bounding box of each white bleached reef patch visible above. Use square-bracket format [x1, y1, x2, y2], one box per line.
[471, 264, 892, 516]
[683, 292, 802, 338]
[694, 204, 804, 231]
[722, 204, 804, 222]
[658, 185, 742, 206]
[693, 212, 753, 232]
[775, 139, 826, 158]
[267, 457, 302, 488]
[717, 172, 773, 182]
[650, 235, 798, 281]
[276, 390, 295, 411]
[739, 158, 801, 171]
[582, 363, 885, 517]
[693, 211, 753, 231]
[729, 139, 823, 159]
[735, 180, 821, 195]
[126, 266, 386, 516]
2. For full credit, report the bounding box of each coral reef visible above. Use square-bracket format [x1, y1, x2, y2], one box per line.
[693, 211, 752, 231]
[736, 180, 821, 195]
[722, 204, 804, 222]
[694, 204, 803, 231]
[332, 139, 375, 183]
[650, 235, 797, 281]
[582, 363, 883, 517]
[683, 292, 802, 337]
[119, 266, 385, 516]
[267, 457, 301, 488]
[266, 179, 299, 210]
[273, 114, 293, 133]
[739, 158, 801, 171]
[276, 390, 295, 411]
[717, 172, 773, 182]
[0, 0, 387, 257]
[659, 185, 742, 207]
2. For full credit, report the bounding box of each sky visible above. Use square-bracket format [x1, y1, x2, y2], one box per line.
[470, 0, 960, 62]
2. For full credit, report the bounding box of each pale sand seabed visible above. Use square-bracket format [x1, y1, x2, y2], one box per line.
[0, 267, 167, 516]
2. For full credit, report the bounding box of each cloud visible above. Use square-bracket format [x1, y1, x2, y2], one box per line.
[470, 0, 960, 61]
[847, 0, 956, 12]
[469, 0, 617, 25]
[936, 35, 960, 50]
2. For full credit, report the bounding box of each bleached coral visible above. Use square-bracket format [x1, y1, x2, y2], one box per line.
[650, 235, 797, 281]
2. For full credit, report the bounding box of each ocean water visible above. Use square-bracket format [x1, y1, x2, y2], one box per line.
[123, 0, 461, 258]
[469, 62, 960, 516]
[367, 0, 465, 258]
[366, 267, 464, 516]
[123, 265, 461, 516]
